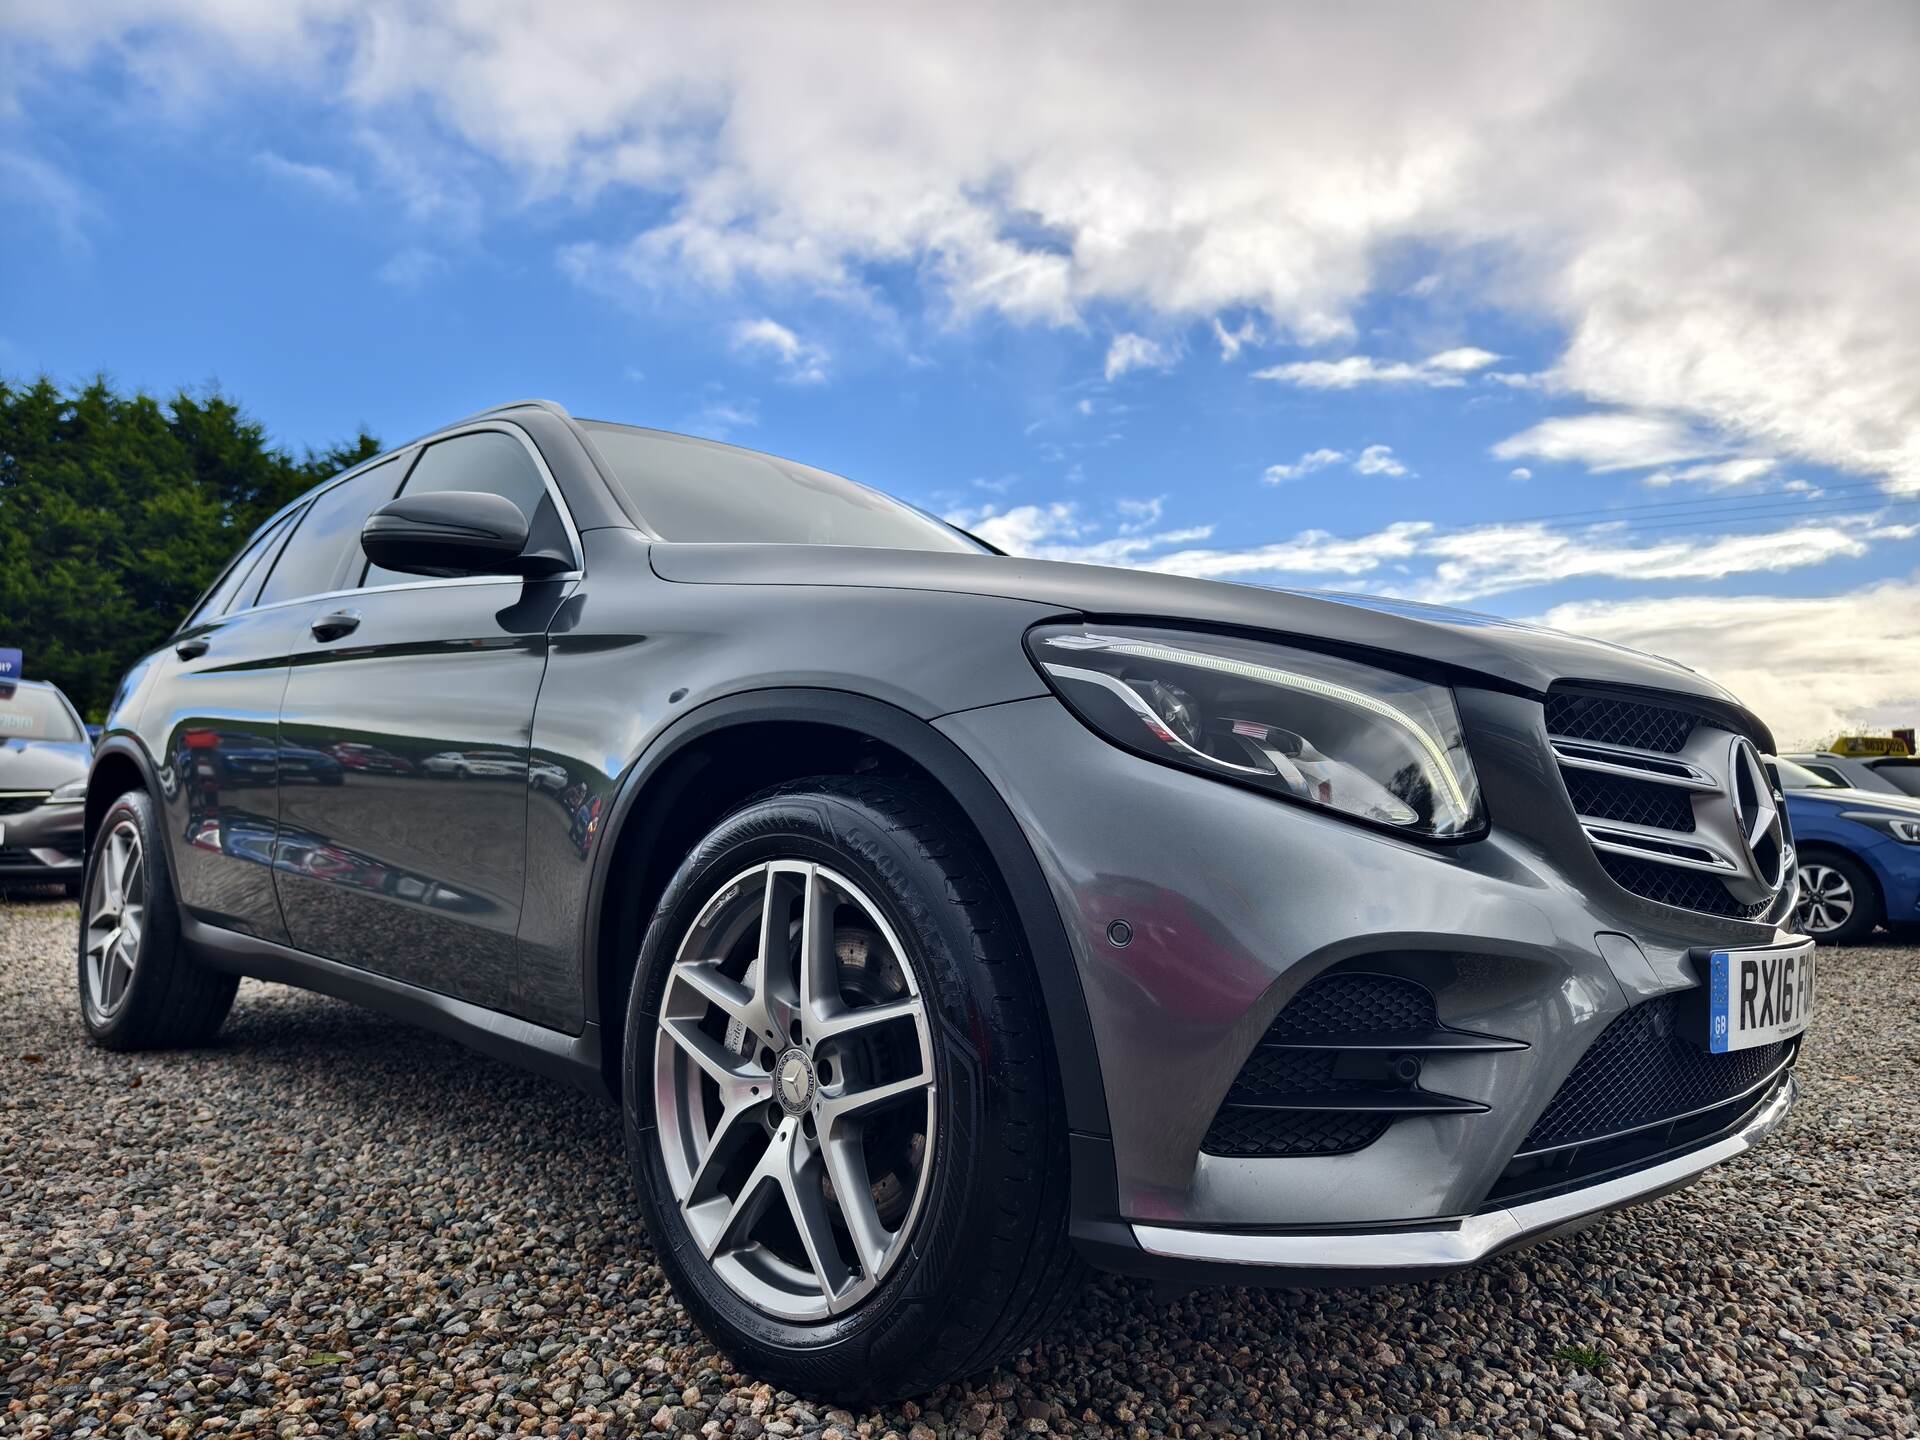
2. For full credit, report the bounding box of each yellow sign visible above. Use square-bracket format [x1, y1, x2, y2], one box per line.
[1830, 734, 1913, 757]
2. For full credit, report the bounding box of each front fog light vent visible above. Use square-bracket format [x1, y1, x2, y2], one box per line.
[1201, 970, 1521, 1159]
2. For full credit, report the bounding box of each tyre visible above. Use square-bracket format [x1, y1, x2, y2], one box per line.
[622, 777, 1082, 1402]
[76, 788, 239, 1049]
[1794, 850, 1880, 944]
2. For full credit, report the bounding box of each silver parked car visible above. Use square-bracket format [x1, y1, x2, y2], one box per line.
[78, 400, 1810, 1400]
[1, 678, 90, 892]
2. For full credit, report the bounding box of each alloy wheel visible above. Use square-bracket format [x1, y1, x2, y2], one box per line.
[84, 819, 147, 1024]
[652, 860, 936, 1321]
[1794, 862, 1854, 935]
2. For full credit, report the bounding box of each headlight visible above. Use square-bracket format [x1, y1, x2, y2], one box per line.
[49, 778, 88, 805]
[1027, 624, 1484, 838]
[1843, 811, 1920, 844]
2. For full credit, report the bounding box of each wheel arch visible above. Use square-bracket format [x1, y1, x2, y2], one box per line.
[581, 688, 1110, 1140]
[85, 737, 161, 849]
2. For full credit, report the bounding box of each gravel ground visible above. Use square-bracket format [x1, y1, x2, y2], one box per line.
[3, 890, 1915, 1439]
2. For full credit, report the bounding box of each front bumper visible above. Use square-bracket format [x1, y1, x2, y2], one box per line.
[0, 800, 84, 879]
[1133, 1070, 1793, 1283]
[935, 688, 1801, 1259]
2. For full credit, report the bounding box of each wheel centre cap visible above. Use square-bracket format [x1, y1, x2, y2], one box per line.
[774, 1048, 816, 1114]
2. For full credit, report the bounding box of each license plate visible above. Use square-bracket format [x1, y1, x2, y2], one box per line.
[1707, 940, 1815, 1053]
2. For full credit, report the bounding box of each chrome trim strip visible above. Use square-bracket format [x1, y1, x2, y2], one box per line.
[1581, 822, 1741, 875]
[1134, 1072, 1794, 1271]
[1550, 740, 1721, 791]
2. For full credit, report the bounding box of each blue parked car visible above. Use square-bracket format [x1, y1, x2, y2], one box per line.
[1775, 757, 1920, 943]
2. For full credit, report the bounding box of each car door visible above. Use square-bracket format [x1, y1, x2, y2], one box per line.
[138, 503, 311, 942]
[272, 424, 579, 1013]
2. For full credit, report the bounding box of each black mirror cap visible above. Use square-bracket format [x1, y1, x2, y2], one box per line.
[360, 491, 570, 579]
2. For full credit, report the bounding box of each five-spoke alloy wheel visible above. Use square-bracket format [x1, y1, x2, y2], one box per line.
[653, 859, 936, 1320]
[83, 818, 148, 1025]
[76, 788, 238, 1049]
[623, 777, 1081, 1403]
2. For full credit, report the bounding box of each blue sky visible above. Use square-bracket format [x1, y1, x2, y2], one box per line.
[3, 5, 1917, 744]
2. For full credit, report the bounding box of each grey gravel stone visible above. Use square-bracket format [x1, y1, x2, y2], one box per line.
[3, 889, 1915, 1437]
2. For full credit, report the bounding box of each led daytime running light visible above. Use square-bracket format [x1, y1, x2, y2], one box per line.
[1048, 633, 1471, 814]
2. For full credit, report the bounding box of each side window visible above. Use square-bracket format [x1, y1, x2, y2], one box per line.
[257, 455, 409, 607]
[1805, 765, 1848, 787]
[361, 430, 559, 588]
[187, 508, 301, 626]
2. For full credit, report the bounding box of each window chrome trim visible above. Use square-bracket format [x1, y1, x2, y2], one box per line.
[181, 419, 585, 630]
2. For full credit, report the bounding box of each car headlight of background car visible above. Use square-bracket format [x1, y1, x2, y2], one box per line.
[48, 778, 88, 805]
[1026, 624, 1484, 838]
[1842, 810, 1920, 844]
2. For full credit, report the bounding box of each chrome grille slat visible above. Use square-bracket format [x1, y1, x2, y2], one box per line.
[1547, 686, 1786, 920]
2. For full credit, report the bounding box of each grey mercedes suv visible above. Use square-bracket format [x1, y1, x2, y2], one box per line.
[79, 400, 1810, 1400]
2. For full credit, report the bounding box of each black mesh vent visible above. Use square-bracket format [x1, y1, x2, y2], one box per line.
[1546, 691, 1697, 753]
[1201, 972, 1440, 1159]
[1228, 1047, 1339, 1097]
[1597, 853, 1770, 920]
[1522, 994, 1790, 1151]
[1562, 771, 1696, 832]
[1201, 1107, 1392, 1159]
[1266, 971, 1435, 1039]
[0, 794, 50, 817]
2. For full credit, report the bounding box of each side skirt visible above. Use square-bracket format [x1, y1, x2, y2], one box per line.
[182, 914, 611, 1101]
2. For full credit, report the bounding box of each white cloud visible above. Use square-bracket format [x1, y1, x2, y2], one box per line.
[1253, 346, 1500, 390]
[730, 317, 829, 383]
[1104, 333, 1179, 381]
[1533, 580, 1920, 749]
[1643, 457, 1777, 489]
[1508, 467, 1532, 481]
[252, 149, 357, 202]
[1115, 496, 1164, 532]
[1352, 444, 1409, 477]
[1211, 316, 1258, 361]
[1266, 445, 1408, 482]
[1493, 412, 1719, 473]
[11, 5, 1920, 486]
[1263, 448, 1347, 484]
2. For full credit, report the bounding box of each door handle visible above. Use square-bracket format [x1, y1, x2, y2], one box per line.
[174, 636, 210, 660]
[310, 608, 363, 642]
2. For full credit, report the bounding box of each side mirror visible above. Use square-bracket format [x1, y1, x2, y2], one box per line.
[360, 491, 571, 579]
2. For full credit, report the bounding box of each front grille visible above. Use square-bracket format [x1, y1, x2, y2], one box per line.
[1547, 685, 1783, 923]
[1597, 854, 1770, 920]
[1521, 994, 1790, 1151]
[1563, 771, 1695, 832]
[0, 792, 51, 817]
[1545, 692, 1696, 753]
[1201, 970, 1513, 1159]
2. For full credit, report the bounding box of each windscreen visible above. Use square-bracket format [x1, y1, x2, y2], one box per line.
[0, 686, 82, 741]
[1772, 757, 1837, 790]
[1871, 760, 1920, 797]
[581, 421, 981, 552]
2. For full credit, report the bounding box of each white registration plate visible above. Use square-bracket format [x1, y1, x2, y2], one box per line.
[1707, 940, 1815, 1053]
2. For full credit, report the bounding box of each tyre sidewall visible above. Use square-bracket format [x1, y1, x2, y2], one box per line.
[622, 787, 1009, 1370]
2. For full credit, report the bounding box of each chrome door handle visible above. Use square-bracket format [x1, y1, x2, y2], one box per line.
[310, 608, 363, 642]
[174, 636, 210, 660]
